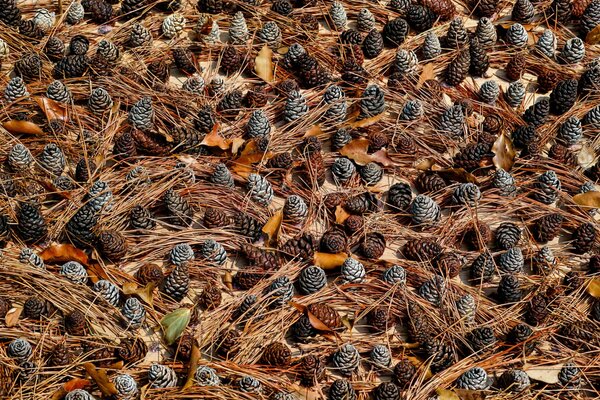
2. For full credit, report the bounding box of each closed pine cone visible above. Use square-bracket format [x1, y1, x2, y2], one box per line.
[96, 230, 128, 261]
[47, 343, 72, 367]
[307, 303, 343, 330]
[403, 239, 442, 261]
[197, 283, 222, 310]
[203, 207, 228, 228]
[367, 307, 395, 332]
[64, 310, 87, 335]
[136, 263, 163, 285]
[261, 342, 292, 366]
[117, 337, 148, 364]
[298, 354, 325, 386]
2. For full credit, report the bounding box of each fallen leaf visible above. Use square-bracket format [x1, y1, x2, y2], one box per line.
[436, 388, 460, 400]
[415, 158, 436, 170]
[289, 302, 307, 313]
[435, 168, 478, 184]
[255, 45, 274, 82]
[40, 244, 90, 266]
[63, 378, 91, 392]
[83, 363, 118, 396]
[262, 208, 283, 246]
[34, 96, 68, 122]
[231, 138, 245, 155]
[2, 120, 44, 135]
[525, 363, 563, 384]
[86, 262, 110, 284]
[349, 112, 385, 128]
[313, 252, 347, 270]
[200, 124, 231, 150]
[492, 133, 516, 171]
[122, 282, 155, 306]
[335, 205, 350, 224]
[222, 271, 233, 290]
[573, 191, 600, 208]
[232, 140, 273, 177]
[341, 314, 355, 331]
[5, 305, 23, 327]
[183, 341, 201, 389]
[577, 144, 596, 169]
[339, 138, 393, 167]
[454, 389, 486, 400]
[307, 311, 335, 332]
[417, 63, 435, 88]
[160, 308, 191, 345]
[588, 278, 600, 298]
[586, 24, 600, 44]
[304, 124, 323, 137]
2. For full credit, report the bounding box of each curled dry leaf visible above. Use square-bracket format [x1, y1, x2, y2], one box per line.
[492, 133, 516, 171]
[255, 45, 274, 82]
[200, 124, 230, 150]
[588, 278, 600, 298]
[586, 24, 600, 44]
[232, 139, 273, 178]
[262, 208, 283, 246]
[222, 270, 233, 290]
[5, 305, 23, 327]
[436, 388, 460, 400]
[63, 378, 91, 392]
[122, 282, 155, 306]
[183, 341, 201, 389]
[525, 363, 563, 384]
[573, 191, 600, 208]
[160, 308, 191, 345]
[417, 63, 435, 89]
[304, 124, 324, 137]
[313, 252, 347, 270]
[339, 138, 393, 167]
[349, 112, 385, 128]
[2, 120, 44, 135]
[83, 363, 118, 396]
[335, 205, 350, 224]
[34, 96, 69, 122]
[40, 243, 90, 266]
[434, 168, 479, 184]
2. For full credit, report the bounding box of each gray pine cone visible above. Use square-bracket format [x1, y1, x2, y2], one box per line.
[560, 38, 585, 64]
[283, 195, 308, 223]
[7, 338, 32, 360]
[92, 280, 120, 306]
[332, 343, 360, 376]
[557, 115, 582, 145]
[323, 85, 347, 122]
[400, 99, 423, 120]
[359, 85, 386, 119]
[209, 76, 224, 95]
[195, 366, 220, 386]
[5, 76, 29, 102]
[331, 157, 356, 184]
[499, 369, 530, 392]
[246, 110, 271, 138]
[257, 21, 282, 49]
[282, 43, 306, 69]
[234, 294, 259, 321]
[329, 2, 347, 30]
[582, 1, 600, 35]
[162, 13, 186, 39]
[475, 17, 497, 48]
[532, 246, 556, 273]
[199, 239, 227, 265]
[341, 258, 366, 283]
[283, 90, 308, 122]
[584, 105, 600, 127]
[129, 205, 155, 230]
[8, 144, 33, 171]
[238, 375, 261, 393]
[54, 175, 75, 191]
[273, 392, 295, 400]
[456, 367, 491, 390]
[453, 183, 481, 206]
[357, 8, 375, 32]
[456, 294, 476, 322]
[60, 261, 87, 284]
[129, 23, 152, 47]
[410, 194, 440, 225]
[202, 21, 220, 44]
[506, 23, 528, 47]
[497, 274, 522, 303]
[33, 9, 55, 32]
[19, 248, 45, 269]
[113, 374, 138, 400]
[418, 275, 445, 306]
[479, 80, 500, 104]
[505, 81, 525, 107]
[247, 173, 273, 206]
[370, 344, 391, 368]
[382, 265, 406, 285]
[394, 49, 418, 75]
[182, 75, 205, 94]
[422, 32, 441, 59]
[169, 243, 195, 266]
[558, 362, 581, 387]
[210, 163, 235, 188]
[359, 162, 383, 185]
[229, 12, 249, 44]
[332, 128, 352, 150]
[47, 80, 72, 103]
[148, 364, 177, 388]
[492, 168, 517, 196]
[164, 188, 193, 225]
[536, 30, 556, 58]
[38, 143, 65, 176]
[298, 265, 327, 294]
[66, 2, 85, 25]
[97, 39, 120, 63]
[88, 87, 113, 115]
[446, 18, 469, 49]
[65, 389, 94, 400]
[128, 97, 154, 131]
[86, 180, 113, 212]
[498, 247, 524, 273]
[439, 104, 465, 138]
[122, 297, 146, 328]
[533, 171, 561, 204]
[125, 166, 150, 185]
[329, 379, 356, 400]
[267, 276, 294, 307]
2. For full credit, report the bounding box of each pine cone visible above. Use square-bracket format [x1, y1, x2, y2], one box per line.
[572, 222, 596, 253]
[422, 339, 455, 373]
[446, 48, 470, 86]
[526, 291, 552, 325]
[121, 297, 146, 328]
[456, 367, 491, 390]
[261, 342, 291, 366]
[418, 275, 446, 306]
[532, 171, 561, 204]
[298, 355, 325, 386]
[14, 53, 42, 82]
[164, 188, 194, 225]
[24, 296, 55, 319]
[65, 309, 87, 335]
[298, 265, 327, 294]
[87, 0, 113, 23]
[495, 222, 521, 250]
[320, 227, 348, 254]
[332, 343, 360, 376]
[497, 274, 522, 303]
[329, 379, 356, 400]
[308, 303, 342, 329]
[393, 359, 416, 387]
[7, 338, 32, 360]
[340, 257, 366, 283]
[414, 172, 445, 193]
[92, 280, 120, 306]
[513, 0, 535, 22]
[470, 252, 495, 282]
[116, 337, 147, 364]
[0, 0, 22, 27]
[465, 326, 496, 353]
[129, 205, 155, 230]
[148, 364, 177, 388]
[172, 48, 196, 74]
[147, 59, 170, 82]
[407, 4, 437, 32]
[96, 230, 127, 261]
[367, 307, 395, 332]
[498, 369, 531, 392]
[370, 347, 394, 368]
[47, 343, 72, 367]
[549, 79, 578, 114]
[410, 195, 441, 225]
[439, 104, 465, 138]
[17, 202, 47, 243]
[383, 18, 408, 46]
[505, 54, 526, 82]
[452, 183, 481, 206]
[359, 232, 386, 259]
[197, 283, 222, 310]
[382, 265, 406, 285]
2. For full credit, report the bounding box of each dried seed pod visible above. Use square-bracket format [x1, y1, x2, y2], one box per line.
[5, 76, 29, 102]
[497, 274, 522, 303]
[557, 116, 582, 145]
[452, 183, 481, 206]
[266, 276, 294, 307]
[498, 369, 531, 392]
[456, 367, 491, 390]
[506, 23, 528, 47]
[88, 87, 113, 114]
[383, 17, 409, 46]
[536, 29, 556, 58]
[7, 338, 32, 360]
[572, 222, 596, 253]
[117, 337, 148, 363]
[418, 275, 445, 306]
[164, 188, 194, 225]
[332, 343, 360, 376]
[512, 0, 535, 22]
[410, 195, 440, 225]
[479, 80, 499, 103]
[323, 85, 347, 122]
[357, 8, 375, 32]
[340, 257, 366, 283]
[446, 48, 470, 86]
[17, 202, 47, 243]
[247, 173, 273, 206]
[122, 297, 146, 328]
[229, 11, 248, 44]
[148, 364, 177, 388]
[470, 252, 495, 282]
[329, 1, 348, 30]
[246, 110, 271, 138]
[283, 90, 308, 122]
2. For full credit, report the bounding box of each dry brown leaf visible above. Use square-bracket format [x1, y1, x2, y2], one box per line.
[122, 282, 155, 306]
[586, 24, 600, 44]
[335, 205, 350, 224]
[200, 125, 231, 150]
[577, 144, 596, 169]
[304, 124, 324, 137]
[313, 252, 347, 270]
[255, 45, 274, 82]
[307, 311, 335, 333]
[83, 363, 118, 396]
[86, 262, 110, 283]
[183, 342, 201, 389]
[232, 140, 273, 177]
[2, 120, 45, 135]
[339, 138, 393, 167]
[435, 168, 479, 184]
[415, 158, 436, 170]
[5, 305, 23, 327]
[492, 133, 516, 171]
[289, 301, 307, 313]
[525, 363, 563, 384]
[262, 208, 283, 246]
[417, 63, 435, 88]
[349, 112, 385, 128]
[588, 278, 600, 298]
[436, 388, 460, 400]
[40, 243, 89, 266]
[222, 271, 233, 290]
[63, 378, 91, 392]
[34, 96, 68, 121]
[573, 191, 600, 208]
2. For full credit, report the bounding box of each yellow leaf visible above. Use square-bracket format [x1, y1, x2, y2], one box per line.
[263, 208, 283, 246]
[304, 124, 323, 137]
[436, 388, 460, 400]
[122, 282, 155, 306]
[588, 278, 600, 298]
[417, 63, 435, 88]
[313, 252, 347, 270]
[335, 205, 350, 224]
[222, 271, 233, 290]
[231, 138, 245, 155]
[83, 363, 118, 396]
[200, 125, 232, 150]
[5, 305, 23, 327]
[2, 120, 44, 135]
[160, 308, 191, 345]
[339, 138, 393, 167]
[573, 191, 600, 208]
[525, 363, 563, 384]
[492, 133, 516, 171]
[255, 45, 274, 82]
[586, 24, 600, 44]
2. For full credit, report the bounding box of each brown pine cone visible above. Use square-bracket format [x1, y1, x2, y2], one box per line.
[589, 254, 600, 273]
[324, 192, 346, 210]
[260, 342, 292, 366]
[64, 310, 87, 335]
[234, 267, 267, 290]
[113, 131, 137, 160]
[300, 14, 320, 32]
[537, 68, 561, 93]
[506, 54, 526, 82]
[298, 354, 325, 386]
[233, 212, 264, 242]
[241, 244, 282, 270]
[368, 130, 389, 151]
[136, 263, 163, 285]
[559, 321, 597, 349]
[147, 59, 170, 83]
[244, 86, 269, 108]
[572, 222, 596, 254]
[367, 307, 395, 332]
[280, 234, 316, 261]
[415, 172, 446, 193]
[471, 0, 499, 17]
[407, 304, 435, 342]
[96, 230, 128, 261]
[215, 329, 240, 358]
[47, 343, 72, 367]
[303, 151, 326, 187]
[446, 49, 470, 86]
[203, 208, 229, 228]
[533, 213, 564, 243]
[359, 232, 386, 259]
[394, 135, 417, 154]
[117, 337, 148, 363]
[434, 252, 463, 278]
[394, 359, 416, 388]
[573, 0, 593, 17]
[419, 0, 455, 20]
[174, 333, 195, 361]
[131, 129, 171, 156]
[268, 152, 293, 169]
[463, 222, 493, 250]
[344, 192, 378, 215]
[197, 283, 222, 310]
[526, 291, 552, 326]
[24, 296, 55, 319]
[307, 303, 343, 330]
[172, 47, 197, 75]
[344, 215, 364, 234]
[403, 239, 442, 261]
[220, 45, 242, 75]
[548, 143, 571, 164]
[320, 226, 348, 253]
